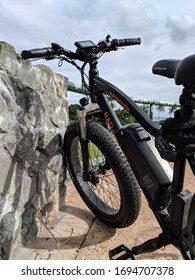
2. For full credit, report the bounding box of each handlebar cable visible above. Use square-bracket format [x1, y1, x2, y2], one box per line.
[57, 53, 90, 93]
[21, 35, 141, 97]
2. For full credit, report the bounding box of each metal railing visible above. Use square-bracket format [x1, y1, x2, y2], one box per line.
[67, 81, 180, 120]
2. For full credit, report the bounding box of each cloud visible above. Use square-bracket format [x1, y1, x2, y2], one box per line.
[1, 0, 195, 105]
[109, 0, 160, 45]
[166, 14, 195, 44]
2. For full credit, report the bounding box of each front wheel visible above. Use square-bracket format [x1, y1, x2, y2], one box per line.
[64, 121, 141, 228]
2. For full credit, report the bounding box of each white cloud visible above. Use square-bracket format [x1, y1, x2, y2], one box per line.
[166, 14, 195, 43]
[0, 0, 195, 105]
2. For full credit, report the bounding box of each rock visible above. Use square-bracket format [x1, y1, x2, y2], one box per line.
[0, 41, 68, 259]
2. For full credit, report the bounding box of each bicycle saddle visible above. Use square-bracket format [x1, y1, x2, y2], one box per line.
[152, 54, 195, 86]
[152, 59, 180, 80]
[175, 54, 195, 85]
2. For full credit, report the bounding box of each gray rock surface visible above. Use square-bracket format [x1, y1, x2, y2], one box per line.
[0, 41, 68, 259]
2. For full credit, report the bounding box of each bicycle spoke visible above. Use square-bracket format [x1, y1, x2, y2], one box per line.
[72, 138, 122, 213]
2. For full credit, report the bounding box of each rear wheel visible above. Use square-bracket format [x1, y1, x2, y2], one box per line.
[64, 121, 141, 228]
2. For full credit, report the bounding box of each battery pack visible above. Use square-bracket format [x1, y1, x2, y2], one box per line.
[117, 123, 172, 210]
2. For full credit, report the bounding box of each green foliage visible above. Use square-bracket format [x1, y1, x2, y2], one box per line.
[155, 104, 165, 121]
[69, 104, 80, 122]
[115, 108, 135, 125]
[114, 105, 150, 125]
[107, 96, 116, 109]
[139, 104, 150, 116]
[68, 102, 150, 126]
[168, 104, 177, 116]
[155, 104, 165, 113]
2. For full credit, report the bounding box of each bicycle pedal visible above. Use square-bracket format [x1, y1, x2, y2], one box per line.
[109, 244, 135, 260]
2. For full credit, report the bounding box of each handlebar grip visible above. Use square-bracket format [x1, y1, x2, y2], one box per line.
[21, 47, 55, 59]
[112, 38, 141, 48]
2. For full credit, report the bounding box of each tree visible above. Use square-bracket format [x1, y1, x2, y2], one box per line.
[115, 108, 135, 125]
[139, 104, 150, 116]
[107, 96, 116, 109]
[168, 104, 177, 116]
[69, 104, 80, 122]
[155, 104, 165, 121]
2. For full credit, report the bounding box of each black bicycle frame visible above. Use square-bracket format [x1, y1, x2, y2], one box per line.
[80, 75, 194, 259]
[93, 76, 159, 136]
[92, 76, 173, 212]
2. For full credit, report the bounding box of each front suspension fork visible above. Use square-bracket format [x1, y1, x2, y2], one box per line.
[78, 102, 99, 181]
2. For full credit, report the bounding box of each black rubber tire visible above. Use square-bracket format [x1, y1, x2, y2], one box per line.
[64, 121, 141, 228]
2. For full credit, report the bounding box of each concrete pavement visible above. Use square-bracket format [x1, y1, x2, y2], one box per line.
[14, 179, 185, 260]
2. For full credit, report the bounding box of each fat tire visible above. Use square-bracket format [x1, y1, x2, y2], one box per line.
[64, 121, 141, 228]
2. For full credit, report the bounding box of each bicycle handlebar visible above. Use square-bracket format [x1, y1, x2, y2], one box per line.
[21, 47, 55, 59]
[112, 38, 141, 48]
[21, 36, 141, 60]
[95, 37, 141, 53]
[21, 42, 79, 60]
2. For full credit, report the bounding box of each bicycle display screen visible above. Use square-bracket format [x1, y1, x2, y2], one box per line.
[75, 40, 96, 49]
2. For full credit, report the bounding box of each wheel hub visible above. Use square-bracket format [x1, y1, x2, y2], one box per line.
[88, 171, 99, 186]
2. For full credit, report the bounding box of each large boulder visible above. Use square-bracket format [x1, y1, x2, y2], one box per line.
[0, 41, 68, 259]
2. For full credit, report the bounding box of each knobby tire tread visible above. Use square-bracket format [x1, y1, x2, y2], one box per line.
[64, 121, 141, 228]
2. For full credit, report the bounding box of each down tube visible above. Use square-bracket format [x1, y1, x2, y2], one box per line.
[94, 76, 159, 136]
[92, 90, 122, 134]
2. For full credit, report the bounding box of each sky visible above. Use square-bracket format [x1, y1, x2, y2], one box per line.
[1, 0, 195, 106]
